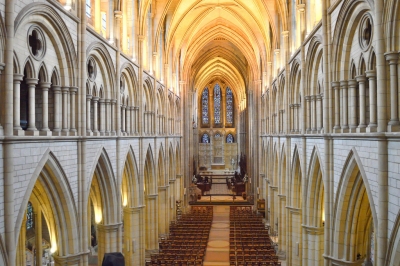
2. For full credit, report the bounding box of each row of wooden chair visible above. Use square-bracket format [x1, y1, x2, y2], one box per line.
[230, 206, 278, 266]
[146, 206, 213, 266]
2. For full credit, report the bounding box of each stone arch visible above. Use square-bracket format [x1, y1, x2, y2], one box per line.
[287, 145, 303, 265]
[303, 146, 325, 265]
[144, 78, 154, 111]
[120, 63, 138, 106]
[157, 145, 166, 187]
[121, 146, 140, 208]
[38, 63, 49, 82]
[332, 149, 377, 263]
[13, 51, 21, 74]
[279, 143, 287, 194]
[86, 42, 116, 99]
[289, 145, 302, 208]
[331, 0, 372, 81]
[0, 235, 7, 265]
[23, 57, 36, 78]
[87, 148, 118, 225]
[305, 36, 323, 96]
[14, 2, 77, 85]
[15, 150, 78, 259]
[386, 210, 400, 265]
[50, 67, 61, 86]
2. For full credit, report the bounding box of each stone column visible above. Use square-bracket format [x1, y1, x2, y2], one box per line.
[356, 75, 367, 131]
[97, 223, 121, 266]
[316, 94, 323, 130]
[99, 99, 106, 134]
[105, 99, 111, 134]
[111, 99, 117, 134]
[311, 95, 317, 131]
[121, 104, 126, 133]
[53, 86, 62, 134]
[26, 78, 38, 132]
[35, 207, 42, 266]
[62, 87, 69, 133]
[340, 80, 349, 131]
[39, 82, 51, 135]
[348, 79, 358, 130]
[92, 96, 99, 134]
[86, 95, 92, 133]
[126, 106, 131, 135]
[69, 87, 78, 134]
[366, 70, 377, 130]
[385, 52, 399, 127]
[13, 74, 24, 132]
[305, 96, 311, 132]
[123, 207, 144, 266]
[332, 81, 340, 130]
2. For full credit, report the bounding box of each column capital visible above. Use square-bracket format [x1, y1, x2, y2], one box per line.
[61, 86, 70, 93]
[13, 73, 24, 82]
[331, 81, 341, 88]
[348, 79, 357, 87]
[105, 99, 111, 103]
[39, 82, 52, 90]
[97, 223, 123, 232]
[25, 78, 39, 85]
[123, 206, 144, 214]
[305, 95, 311, 101]
[297, 3, 306, 12]
[384, 51, 399, 62]
[281, 31, 289, 37]
[121, 104, 126, 108]
[365, 70, 377, 78]
[52, 85, 61, 93]
[99, 98, 105, 103]
[69, 86, 78, 93]
[355, 75, 366, 83]
[310, 95, 316, 100]
[111, 99, 117, 104]
[179, 80, 186, 85]
[274, 49, 280, 55]
[339, 80, 348, 87]
[114, 10, 123, 19]
[86, 94, 92, 100]
[138, 35, 145, 41]
[92, 96, 100, 102]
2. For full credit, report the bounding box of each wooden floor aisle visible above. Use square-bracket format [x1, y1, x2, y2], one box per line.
[203, 205, 230, 266]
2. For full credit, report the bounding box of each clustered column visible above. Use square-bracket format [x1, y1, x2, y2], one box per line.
[348, 79, 357, 131]
[70, 87, 78, 133]
[40, 82, 52, 133]
[26, 78, 38, 132]
[385, 52, 400, 128]
[332, 81, 341, 130]
[13, 74, 24, 133]
[62, 87, 69, 133]
[340, 80, 349, 131]
[356, 75, 367, 131]
[99, 98, 106, 135]
[86, 94, 92, 134]
[92, 96, 99, 134]
[365, 70, 377, 130]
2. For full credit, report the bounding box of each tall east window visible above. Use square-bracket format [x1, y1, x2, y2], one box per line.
[226, 87, 233, 124]
[226, 133, 234, 143]
[101, 12, 107, 35]
[202, 88, 209, 124]
[214, 84, 221, 124]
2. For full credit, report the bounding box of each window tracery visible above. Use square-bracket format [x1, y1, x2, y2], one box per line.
[201, 133, 210, 143]
[226, 134, 234, 143]
[226, 87, 233, 124]
[214, 84, 221, 124]
[202, 88, 209, 124]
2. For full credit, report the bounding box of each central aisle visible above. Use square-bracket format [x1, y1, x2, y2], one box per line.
[203, 206, 230, 265]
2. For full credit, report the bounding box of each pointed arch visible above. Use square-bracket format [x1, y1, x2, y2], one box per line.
[121, 146, 140, 208]
[15, 150, 78, 257]
[157, 145, 166, 187]
[144, 145, 156, 195]
[87, 148, 118, 225]
[289, 145, 302, 208]
[332, 149, 377, 262]
[23, 57, 36, 79]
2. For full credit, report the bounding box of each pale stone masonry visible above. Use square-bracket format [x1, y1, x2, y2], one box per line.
[0, 0, 400, 266]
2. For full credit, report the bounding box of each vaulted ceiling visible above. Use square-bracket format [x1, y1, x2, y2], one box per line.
[139, 0, 285, 102]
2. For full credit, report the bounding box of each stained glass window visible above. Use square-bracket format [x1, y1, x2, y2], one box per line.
[27, 202, 33, 229]
[202, 133, 210, 143]
[226, 87, 233, 124]
[226, 134, 234, 143]
[202, 88, 209, 124]
[214, 84, 221, 124]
